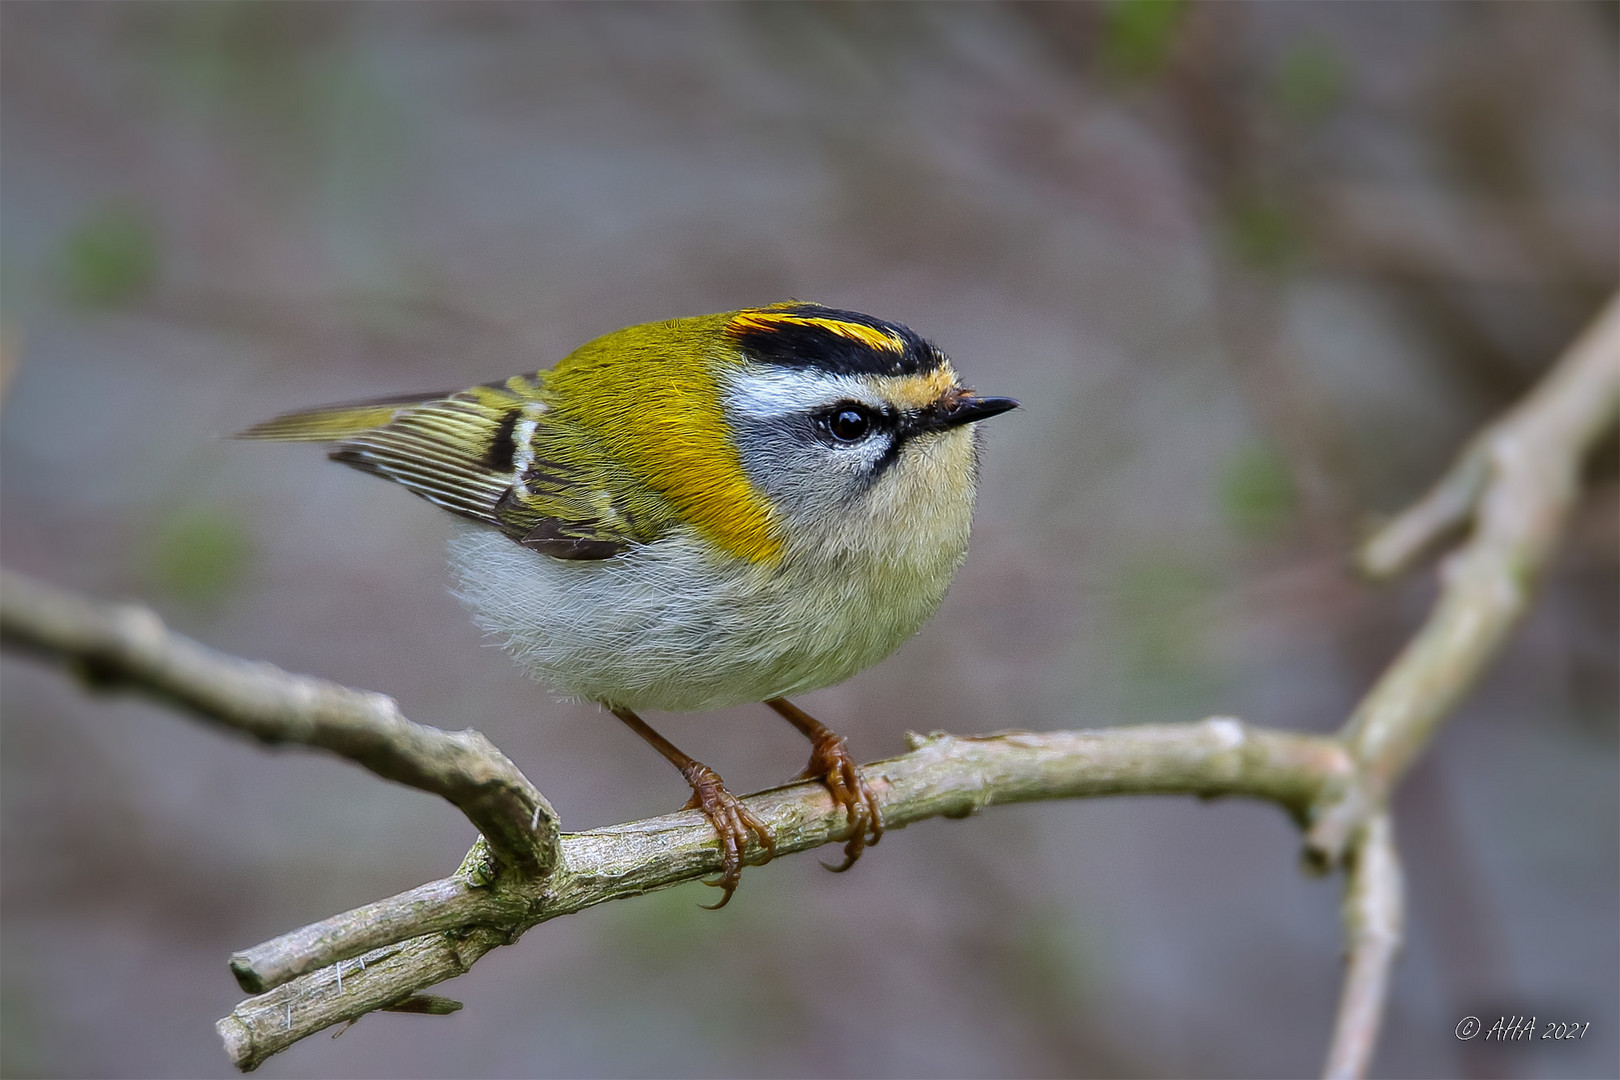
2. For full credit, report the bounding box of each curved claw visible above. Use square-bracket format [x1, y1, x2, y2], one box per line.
[681, 762, 776, 908]
[799, 729, 884, 873]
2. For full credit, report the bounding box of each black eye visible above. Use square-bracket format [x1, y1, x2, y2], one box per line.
[822, 405, 872, 443]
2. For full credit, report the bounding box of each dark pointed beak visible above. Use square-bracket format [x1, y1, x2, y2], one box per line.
[918, 391, 1020, 433]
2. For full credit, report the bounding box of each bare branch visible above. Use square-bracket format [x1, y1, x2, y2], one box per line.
[217, 926, 515, 1071]
[0, 569, 559, 875]
[228, 869, 530, 994]
[0, 565, 1358, 1070]
[1356, 448, 1490, 580]
[1306, 295, 1620, 865]
[9, 296, 1614, 1073]
[214, 719, 1351, 1068]
[1322, 813, 1405, 1080]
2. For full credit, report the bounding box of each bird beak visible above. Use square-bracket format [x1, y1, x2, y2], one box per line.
[918, 390, 1020, 433]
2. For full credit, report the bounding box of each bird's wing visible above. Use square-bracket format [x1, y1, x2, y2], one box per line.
[237, 376, 665, 559]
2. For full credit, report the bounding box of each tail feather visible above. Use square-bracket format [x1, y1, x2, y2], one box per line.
[238, 383, 525, 535]
[233, 391, 449, 442]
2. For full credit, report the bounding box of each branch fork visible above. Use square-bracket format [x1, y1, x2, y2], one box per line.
[2, 294, 1615, 1077]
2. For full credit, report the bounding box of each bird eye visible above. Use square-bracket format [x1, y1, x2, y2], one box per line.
[821, 405, 873, 443]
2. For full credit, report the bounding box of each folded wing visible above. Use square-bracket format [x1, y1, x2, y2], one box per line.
[237, 376, 653, 559]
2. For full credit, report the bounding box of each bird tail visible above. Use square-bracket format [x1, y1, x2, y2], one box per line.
[233, 391, 449, 442]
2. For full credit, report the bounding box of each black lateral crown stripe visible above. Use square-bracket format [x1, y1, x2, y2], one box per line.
[731, 305, 943, 377]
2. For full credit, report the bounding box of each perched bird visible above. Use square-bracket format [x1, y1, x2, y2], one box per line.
[239, 302, 1016, 905]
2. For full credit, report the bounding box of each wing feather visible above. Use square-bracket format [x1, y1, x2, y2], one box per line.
[326, 393, 525, 529]
[239, 377, 662, 558]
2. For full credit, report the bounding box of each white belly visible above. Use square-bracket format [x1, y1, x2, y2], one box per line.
[446, 516, 966, 712]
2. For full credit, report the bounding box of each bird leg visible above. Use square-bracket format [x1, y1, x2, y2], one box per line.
[609, 706, 775, 909]
[765, 697, 883, 871]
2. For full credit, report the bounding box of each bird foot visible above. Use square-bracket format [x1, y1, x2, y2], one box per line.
[680, 761, 776, 909]
[799, 729, 884, 872]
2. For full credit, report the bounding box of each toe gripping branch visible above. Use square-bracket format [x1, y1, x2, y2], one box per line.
[767, 698, 884, 872]
[800, 726, 884, 871]
[680, 760, 776, 908]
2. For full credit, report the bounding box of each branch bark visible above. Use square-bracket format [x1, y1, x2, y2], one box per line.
[214, 721, 1352, 1070]
[0, 577, 1354, 1070]
[0, 570, 558, 875]
[1306, 294, 1620, 866]
[1, 294, 1612, 1077]
[1322, 813, 1404, 1080]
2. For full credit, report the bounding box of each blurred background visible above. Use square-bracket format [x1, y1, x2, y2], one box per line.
[2, 3, 1615, 1077]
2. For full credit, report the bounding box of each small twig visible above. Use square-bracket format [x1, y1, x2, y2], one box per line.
[1359, 297, 1620, 580]
[216, 720, 1352, 1069]
[0, 569, 559, 875]
[1306, 294, 1620, 865]
[380, 993, 463, 1016]
[1357, 448, 1490, 580]
[8, 288, 1615, 1073]
[1322, 813, 1405, 1080]
[229, 868, 530, 994]
[217, 928, 515, 1071]
[0, 571, 1356, 1071]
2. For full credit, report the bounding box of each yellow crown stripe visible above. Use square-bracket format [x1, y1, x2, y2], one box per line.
[728, 311, 905, 355]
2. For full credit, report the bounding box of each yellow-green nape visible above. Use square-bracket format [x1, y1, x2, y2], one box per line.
[545, 313, 786, 565]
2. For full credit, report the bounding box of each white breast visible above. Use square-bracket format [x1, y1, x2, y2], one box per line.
[447, 422, 981, 712]
[445, 502, 968, 711]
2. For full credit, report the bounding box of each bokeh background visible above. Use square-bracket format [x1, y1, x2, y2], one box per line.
[2, 3, 1616, 1077]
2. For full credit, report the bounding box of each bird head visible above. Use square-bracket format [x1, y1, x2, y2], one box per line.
[717, 304, 1018, 563]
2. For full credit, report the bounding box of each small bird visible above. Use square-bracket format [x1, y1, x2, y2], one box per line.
[240, 302, 1016, 905]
